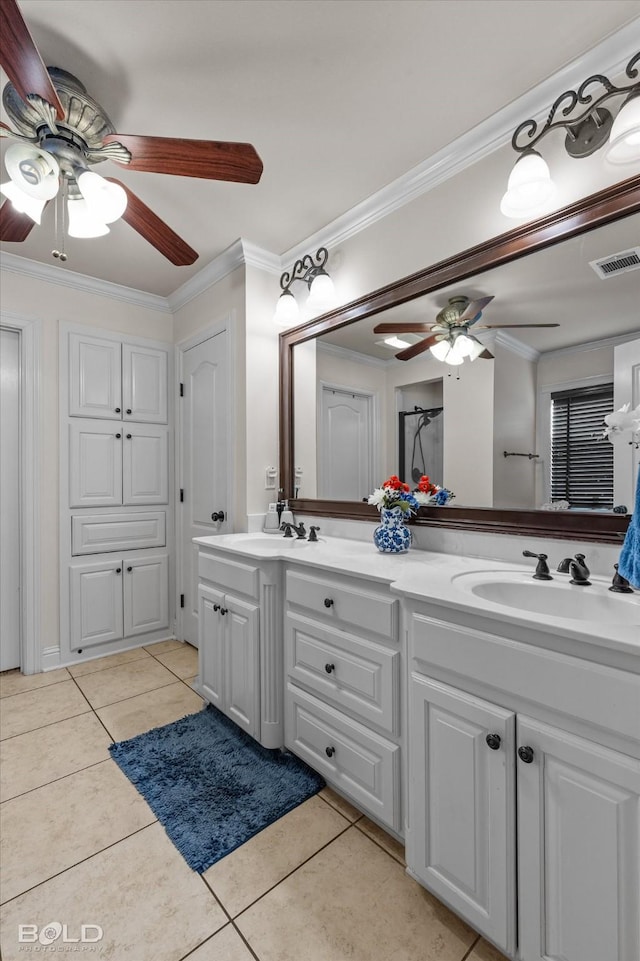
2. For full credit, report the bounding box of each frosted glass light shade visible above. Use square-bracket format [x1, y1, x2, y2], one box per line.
[274, 290, 300, 327]
[500, 150, 556, 219]
[444, 341, 465, 365]
[0, 181, 47, 223]
[67, 197, 110, 238]
[77, 171, 128, 223]
[467, 337, 486, 361]
[4, 143, 59, 200]
[429, 340, 452, 361]
[605, 93, 640, 165]
[307, 271, 336, 310]
[453, 333, 475, 357]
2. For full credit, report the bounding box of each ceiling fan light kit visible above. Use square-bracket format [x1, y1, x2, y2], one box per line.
[0, 0, 263, 263]
[274, 247, 336, 327]
[501, 52, 640, 220]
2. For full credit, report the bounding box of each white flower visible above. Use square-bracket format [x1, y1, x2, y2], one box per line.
[604, 403, 640, 439]
[367, 488, 386, 508]
[413, 491, 432, 506]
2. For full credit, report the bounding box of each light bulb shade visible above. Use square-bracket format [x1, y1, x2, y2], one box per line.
[67, 197, 110, 238]
[466, 337, 486, 361]
[0, 180, 47, 223]
[4, 143, 59, 201]
[274, 290, 300, 327]
[77, 171, 128, 223]
[307, 271, 336, 310]
[445, 340, 466, 365]
[500, 150, 556, 219]
[429, 339, 452, 361]
[453, 333, 475, 358]
[605, 92, 640, 165]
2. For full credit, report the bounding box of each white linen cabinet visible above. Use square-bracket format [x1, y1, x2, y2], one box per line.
[60, 325, 173, 667]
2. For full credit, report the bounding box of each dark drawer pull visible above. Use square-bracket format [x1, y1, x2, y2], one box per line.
[115, 407, 121, 413]
[486, 733, 501, 750]
[126, 433, 132, 439]
[115, 567, 121, 574]
[126, 566, 133, 572]
[325, 746, 335, 758]
[323, 598, 333, 608]
[518, 745, 535, 764]
[115, 433, 121, 439]
[324, 663, 335, 674]
[126, 408, 132, 415]
[213, 604, 220, 612]
[220, 607, 228, 616]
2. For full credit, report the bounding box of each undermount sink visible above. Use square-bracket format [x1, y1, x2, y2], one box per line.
[452, 571, 640, 627]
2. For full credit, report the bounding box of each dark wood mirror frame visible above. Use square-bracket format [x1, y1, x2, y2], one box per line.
[279, 175, 640, 544]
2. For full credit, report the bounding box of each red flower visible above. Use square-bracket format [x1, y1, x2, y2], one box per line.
[417, 475, 438, 494]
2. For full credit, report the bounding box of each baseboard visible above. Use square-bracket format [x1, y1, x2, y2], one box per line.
[42, 635, 178, 672]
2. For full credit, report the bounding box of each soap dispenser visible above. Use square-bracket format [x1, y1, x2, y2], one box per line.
[279, 499, 295, 527]
[263, 502, 281, 534]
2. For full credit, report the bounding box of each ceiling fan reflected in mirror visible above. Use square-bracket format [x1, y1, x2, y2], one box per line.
[0, 0, 263, 264]
[374, 295, 560, 364]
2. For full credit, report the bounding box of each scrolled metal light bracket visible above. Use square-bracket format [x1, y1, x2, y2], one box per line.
[279, 247, 330, 294]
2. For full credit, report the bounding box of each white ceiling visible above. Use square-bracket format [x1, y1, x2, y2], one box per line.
[1, 0, 640, 297]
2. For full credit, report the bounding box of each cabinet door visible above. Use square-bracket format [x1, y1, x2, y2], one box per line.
[198, 584, 225, 709]
[407, 675, 516, 956]
[123, 554, 169, 637]
[517, 716, 640, 961]
[122, 344, 168, 424]
[69, 421, 123, 507]
[224, 595, 260, 738]
[122, 425, 168, 505]
[70, 559, 124, 650]
[69, 333, 122, 419]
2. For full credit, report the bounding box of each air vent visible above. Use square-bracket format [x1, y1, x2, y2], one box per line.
[589, 247, 640, 280]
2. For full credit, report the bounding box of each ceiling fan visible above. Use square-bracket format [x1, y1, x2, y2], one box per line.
[0, 0, 263, 265]
[374, 295, 559, 364]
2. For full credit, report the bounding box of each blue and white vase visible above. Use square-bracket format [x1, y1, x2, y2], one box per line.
[373, 507, 411, 554]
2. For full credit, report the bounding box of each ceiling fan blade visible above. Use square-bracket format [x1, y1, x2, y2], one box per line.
[0, 198, 38, 241]
[457, 295, 494, 324]
[103, 134, 263, 184]
[0, 0, 65, 119]
[478, 349, 494, 360]
[107, 179, 198, 266]
[373, 322, 434, 334]
[475, 323, 560, 329]
[395, 334, 440, 361]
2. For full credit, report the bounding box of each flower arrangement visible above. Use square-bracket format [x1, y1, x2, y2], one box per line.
[413, 474, 455, 507]
[368, 475, 420, 515]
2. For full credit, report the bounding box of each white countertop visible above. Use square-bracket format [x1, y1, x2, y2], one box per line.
[194, 533, 640, 660]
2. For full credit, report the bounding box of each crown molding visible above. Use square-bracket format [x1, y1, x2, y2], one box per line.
[493, 331, 540, 363]
[540, 329, 640, 359]
[317, 339, 388, 369]
[241, 240, 281, 275]
[0, 251, 171, 312]
[167, 238, 281, 312]
[281, 23, 640, 265]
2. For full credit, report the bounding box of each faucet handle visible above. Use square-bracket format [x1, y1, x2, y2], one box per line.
[523, 550, 553, 580]
[308, 526, 320, 542]
[609, 563, 634, 594]
[574, 553, 590, 577]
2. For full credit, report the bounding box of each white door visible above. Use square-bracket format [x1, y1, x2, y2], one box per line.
[69, 420, 123, 507]
[0, 328, 21, 671]
[68, 333, 122, 420]
[319, 386, 374, 500]
[407, 675, 517, 957]
[122, 343, 168, 424]
[70, 559, 124, 651]
[613, 337, 640, 508]
[180, 332, 228, 647]
[198, 584, 225, 709]
[123, 425, 169, 505]
[123, 554, 169, 637]
[224, 595, 259, 737]
[517, 715, 640, 961]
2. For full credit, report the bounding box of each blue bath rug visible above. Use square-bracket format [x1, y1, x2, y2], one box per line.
[109, 705, 324, 873]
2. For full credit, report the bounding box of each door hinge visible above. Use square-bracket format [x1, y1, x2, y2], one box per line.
[180, 594, 185, 608]
[179, 382, 184, 397]
[180, 488, 184, 502]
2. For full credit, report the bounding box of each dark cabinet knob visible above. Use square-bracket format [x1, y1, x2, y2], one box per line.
[486, 733, 501, 751]
[127, 566, 132, 572]
[220, 607, 228, 616]
[518, 746, 535, 764]
[325, 746, 335, 758]
[126, 408, 132, 415]
[126, 433, 132, 439]
[115, 407, 121, 413]
[211, 511, 225, 522]
[115, 567, 121, 574]
[324, 663, 335, 674]
[324, 598, 333, 608]
[115, 433, 121, 439]
[213, 604, 220, 612]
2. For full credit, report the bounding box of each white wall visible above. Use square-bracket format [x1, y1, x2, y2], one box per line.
[493, 346, 537, 508]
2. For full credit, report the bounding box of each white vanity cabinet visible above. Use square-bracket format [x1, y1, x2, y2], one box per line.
[69, 332, 168, 423]
[284, 567, 402, 834]
[406, 605, 640, 961]
[197, 545, 283, 749]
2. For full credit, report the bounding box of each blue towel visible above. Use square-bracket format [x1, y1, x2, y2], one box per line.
[618, 465, 640, 588]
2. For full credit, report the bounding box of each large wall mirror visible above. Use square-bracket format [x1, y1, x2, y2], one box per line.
[279, 177, 640, 543]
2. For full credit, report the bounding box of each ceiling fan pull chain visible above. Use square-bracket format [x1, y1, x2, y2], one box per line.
[52, 179, 68, 263]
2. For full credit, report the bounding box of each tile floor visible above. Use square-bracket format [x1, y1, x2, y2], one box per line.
[0, 642, 509, 961]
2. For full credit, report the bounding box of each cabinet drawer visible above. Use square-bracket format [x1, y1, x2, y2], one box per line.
[286, 684, 401, 832]
[199, 551, 259, 598]
[72, 512, 166, 555]
[286, 570, 398, 641]
[411, 614, 640, 745]
[286, 612, 399, 734]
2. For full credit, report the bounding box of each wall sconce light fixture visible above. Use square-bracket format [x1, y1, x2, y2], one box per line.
[501, 51, 640, 219]
[274, 247, 336, 327]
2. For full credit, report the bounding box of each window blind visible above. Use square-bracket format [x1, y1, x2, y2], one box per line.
[550, 384, 614, 509]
